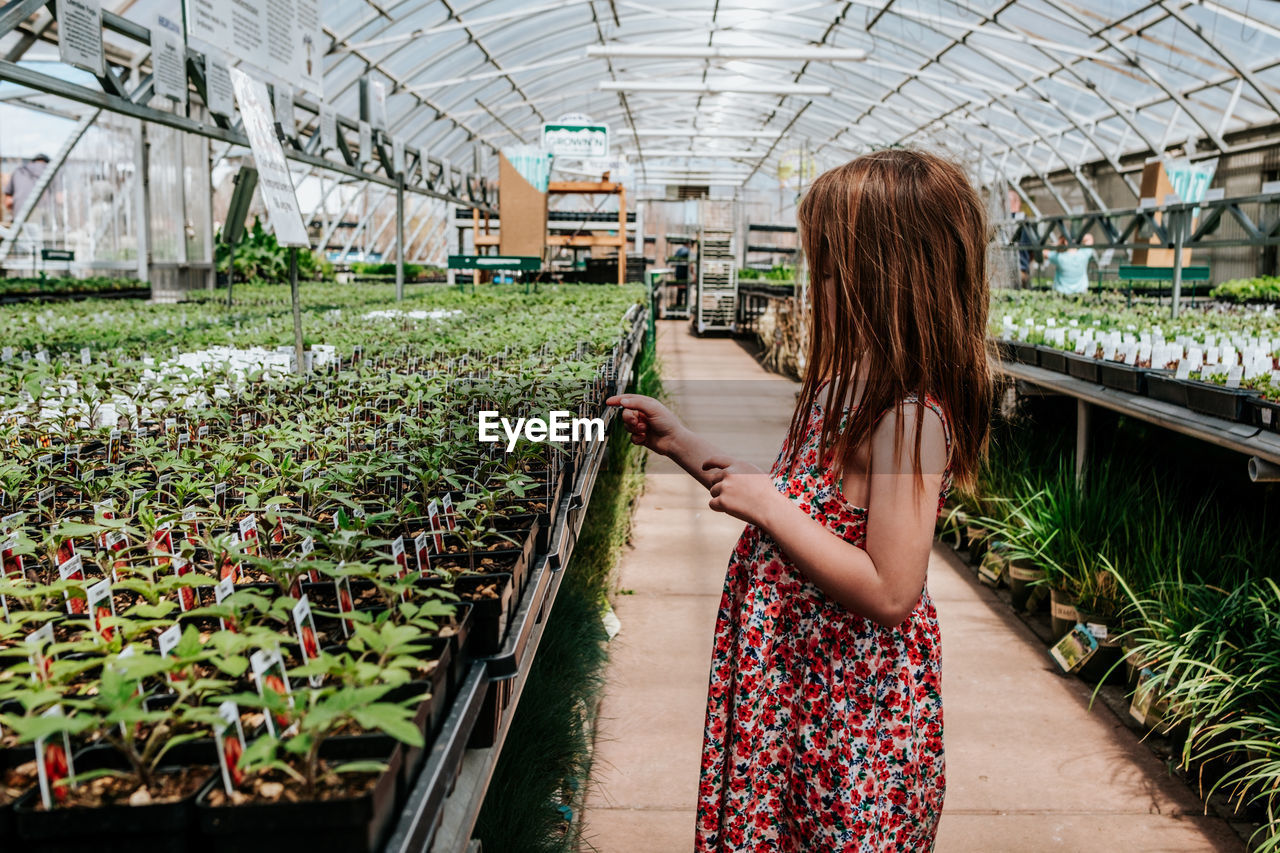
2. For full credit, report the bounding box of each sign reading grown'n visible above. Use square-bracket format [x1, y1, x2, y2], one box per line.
[541, 123, 610, 159]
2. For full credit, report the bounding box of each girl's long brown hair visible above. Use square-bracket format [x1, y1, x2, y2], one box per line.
[787, 149, 992, 489]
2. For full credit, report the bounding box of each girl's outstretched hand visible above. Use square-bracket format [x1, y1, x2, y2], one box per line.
[702, 455, 786, 529]
[606, 394, 686, 456]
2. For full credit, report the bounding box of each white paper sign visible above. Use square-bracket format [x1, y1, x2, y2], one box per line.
[206, 52, 235, 117]
[358, 120, 372, 166]
[152, 15, 188, 107]
[319, 104, 337, 152]
[229, 67, 310, 248]
[392, 136, 405, 176]
[184, 0, 322, 98]
[369, 79, 388, 131]
[273, 84, 295, 138]
[56, 0, 105, 76]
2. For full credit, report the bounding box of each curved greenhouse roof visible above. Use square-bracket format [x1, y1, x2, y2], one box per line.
[317, 0, 1280, 194]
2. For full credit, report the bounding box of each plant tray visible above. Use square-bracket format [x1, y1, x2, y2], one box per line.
[1144, 371, 1188, 408]
[1183, 381, 1251, 423]
[1062, 352, 1100, 383]
[1247, 397, 1280, 434]
[1097, 360, 1145, 394]
[1036, 346, 1068, 375]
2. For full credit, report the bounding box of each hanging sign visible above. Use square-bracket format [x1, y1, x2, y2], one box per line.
[541, 122, 609, 158]
[369, 80, 388, 131]
[273, 84, 295, 138]
[182, 0, 323, 98]
[392, 136, 405, 177]
[152, 15, 189, 108]
[358, 120, 372, 167]
[55, 0, 105, 76]
[206, 51, 235, 118]
[229, 67, 310, 248]
[319, 105, 337, 152]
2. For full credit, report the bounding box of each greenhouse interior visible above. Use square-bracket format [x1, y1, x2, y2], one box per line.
[4, 0, 1280, 851]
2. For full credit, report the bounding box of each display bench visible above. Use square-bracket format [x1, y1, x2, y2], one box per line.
[995, 354, 1280, 481]
[383, 306, 648, 853]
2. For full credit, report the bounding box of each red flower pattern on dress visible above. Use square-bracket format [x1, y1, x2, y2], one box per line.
[696, 393, 951, 852]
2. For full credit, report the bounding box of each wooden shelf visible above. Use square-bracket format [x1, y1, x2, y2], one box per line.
[546, 234, 625, 248]
[474, 234, 500, 247]
[547, 181, 623, 194]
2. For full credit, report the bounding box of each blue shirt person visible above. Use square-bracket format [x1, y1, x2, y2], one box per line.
[1043, 234, 1095, 294]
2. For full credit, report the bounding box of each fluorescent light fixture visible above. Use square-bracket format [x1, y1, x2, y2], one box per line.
[600, 80, 829, 96]
[632, 129, 782, 139]
[588, 45, 866, 61]
[626, 149, 765, 158]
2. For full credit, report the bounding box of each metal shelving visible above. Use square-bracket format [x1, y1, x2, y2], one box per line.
[382, 310, 648, 853]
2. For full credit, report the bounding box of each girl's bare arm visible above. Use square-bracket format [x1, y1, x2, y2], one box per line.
[605, 393, 729, 489]
[704, 406, 947, 628]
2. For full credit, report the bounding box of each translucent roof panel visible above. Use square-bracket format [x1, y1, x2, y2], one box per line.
[6, 0, 1271, 200]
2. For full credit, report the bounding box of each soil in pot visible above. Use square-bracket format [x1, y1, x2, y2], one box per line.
[14, 745, 211, 853]
[197, 744, 398, 853]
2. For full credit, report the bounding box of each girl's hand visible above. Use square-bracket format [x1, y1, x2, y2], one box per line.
[702, 455, 786, 528]
[606, 394, 686, 456]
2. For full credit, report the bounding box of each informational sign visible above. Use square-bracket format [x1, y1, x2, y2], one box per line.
[56, 0, 105, 76]
[392, 136, 405, 177]
[358, 120, 372, 166]
[369, 80, 388, 131]
[319, 104, 337, 152]
[205, 52, 235, 118]
[152, 15, 188, 108]
[542, 122, 609, 158]
[183, 0, 323, 98]
[273, 84, 295, 137]
[229, 67, 309, 248]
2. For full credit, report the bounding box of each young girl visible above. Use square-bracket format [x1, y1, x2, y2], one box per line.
[608, 149, 992, 851]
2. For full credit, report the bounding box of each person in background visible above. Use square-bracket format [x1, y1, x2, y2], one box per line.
[1043, 232, 1095, 294]
[3, 153, 50, 220]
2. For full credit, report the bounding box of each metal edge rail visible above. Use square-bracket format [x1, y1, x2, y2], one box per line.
[382, 308, 650, 853]
[997, 359, 1280, 465]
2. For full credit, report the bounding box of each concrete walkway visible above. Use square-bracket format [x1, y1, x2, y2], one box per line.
[580, 320, 1241, 853]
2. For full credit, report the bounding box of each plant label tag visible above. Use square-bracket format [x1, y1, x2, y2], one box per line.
[164, 417, 178, 433]
[80, 347, 91, 366]
[197, 425, 210, 441]
[158, 623, 181, 658]
[250, 649, 294, 738]
[173, 555, 197, 611]
[183, 507, 202, 541]
[1129, 668, 1159, 726]
[151, 523, 174, 568]
[1, 348, 10, 363]
[334, 572, 354, 638]
[57, 554, 86, 615]
[1226, 365, 1243, 387]
[106, 532, 128, 582]
[414, 531, 431, 575]
[37, 485, 55, 507]
[26, 622, 55, 683]
[35, 349, 49, 364]
[214, 577, 236, 632]
[35, 705, 75, 810]
[978, 550, 1006, 586]
[87, 578, 115, 641]
[238, 514, 259, 557]
[299, 535, 318, 582]
[292, 595, 323, 687]
[1086, 622, 1108, 640]
[214, 482, 227, 511]
[428, 500, 444, 551]
[1049, 624, 1098, 674]
[442, 493, 458, 531]
[54, 535, 76, 567]
[214, 700, 247, 794]
[1175, 361, 1192, 380]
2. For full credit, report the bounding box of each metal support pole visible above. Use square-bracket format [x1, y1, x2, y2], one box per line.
[1075, 399, 1090, 489]
[1170, 209, 1187, 319]
[395, 175, 406, 301]
[290, 248, 304, 375]
[226, 241, 235, 307]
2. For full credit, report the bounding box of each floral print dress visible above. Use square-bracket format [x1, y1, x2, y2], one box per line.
[695, 392, 951, 852]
